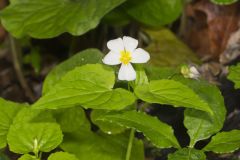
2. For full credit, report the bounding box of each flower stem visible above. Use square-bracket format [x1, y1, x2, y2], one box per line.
[125, 128, 135, 160]
[125, 82, 135, 160]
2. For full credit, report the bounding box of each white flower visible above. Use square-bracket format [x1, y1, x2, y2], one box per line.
[102, 36, 150, 81]
[181, 65, 200, 79]
[189, 66, 200, 79]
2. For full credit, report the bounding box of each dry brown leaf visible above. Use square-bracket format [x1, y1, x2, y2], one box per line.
[183, 0, 240, 60]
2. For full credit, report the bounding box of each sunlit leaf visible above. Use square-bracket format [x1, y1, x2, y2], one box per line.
[91, 110, 126, 135]
[18, 154, 38, 160]
[12, 107, 55, 125]
[33, 64, 136, 110]
[0, 98, 27, 149]
[168, 148, 206, 160]
[138, 67, 226, 147]
[53, 106, 90, 132]
[135, 80, 213, 114]
[43, 49, 103, 94]
[134, 65, 149, 87]
[7, 123, 63, 154]
[61, 128, 144, 160]
[96, 110, 180, 148]
[204, 130, 240, 153]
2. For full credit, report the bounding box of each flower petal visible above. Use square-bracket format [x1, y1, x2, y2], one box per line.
[123, 36, 138, 52]
[131, 48, 150, 63]
[118, 63, 136, 81]
[107, 38, 124, 53]
[190, 66, 200, 75]
[102, 51, 121, 65]
[189, 73, 199, 79]
[189, 66, 200, 79]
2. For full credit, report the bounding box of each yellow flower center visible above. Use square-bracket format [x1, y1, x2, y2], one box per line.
[120, 50, 132, 64]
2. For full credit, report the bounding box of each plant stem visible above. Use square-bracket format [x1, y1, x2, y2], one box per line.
[9, 35, 35, 102]
[125, 128, 135, 160]
[125, 82, 135, 160]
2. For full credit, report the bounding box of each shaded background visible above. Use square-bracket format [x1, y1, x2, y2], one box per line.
[0, 0, 240, 159]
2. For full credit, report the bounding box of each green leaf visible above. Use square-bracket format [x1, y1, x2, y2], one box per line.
[7, 123, 63, 154]
[48, 152, 79, 160]
[227, 64, 240, 89]
[123, 0, 183, 26]
[144, 28, 200, 67]
[23, 48, 41, 74]
[134, 65, 149, 87]
[53, 106, 90, 132]
[145, 66, 178, 80]
[168, 148, 206, 160]
[0, 0, 126, 38]
[91, 110, 126, 134]
[203, 130, 240, 153]
[61, 129, 144, 160]
[43, 49, 103, 94]
[33, 64, 136, 110]
[0, 98, 26, 149]
[12, 107, 55, 125]
[135, 80, 213, 114]
[96, 110, 180, 148]
[210, 0, 238, 5]
[18, 154, 39, 160]
[180, 78, 226, 147]
[102, 7, 130, 26]
[144, 71, 226, 147]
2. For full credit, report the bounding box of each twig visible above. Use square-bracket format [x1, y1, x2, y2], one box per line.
[9, 35, 35, 102]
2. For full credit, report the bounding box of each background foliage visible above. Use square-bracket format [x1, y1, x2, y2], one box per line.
[0, 0, 240, 160]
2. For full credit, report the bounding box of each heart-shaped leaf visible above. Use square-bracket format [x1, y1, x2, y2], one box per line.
[43, 49, 103, 94]
[0, 98, 27, 149]
[33, 64, 135, 110]
[7, 123, 63, 154]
